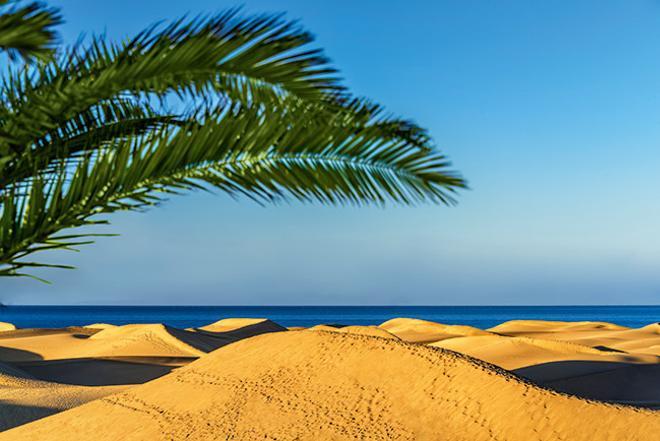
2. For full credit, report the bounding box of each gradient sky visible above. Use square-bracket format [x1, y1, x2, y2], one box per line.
[3, 0, 660, 305]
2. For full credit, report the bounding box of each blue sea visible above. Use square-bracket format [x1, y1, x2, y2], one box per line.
[0, 305, 657, 329]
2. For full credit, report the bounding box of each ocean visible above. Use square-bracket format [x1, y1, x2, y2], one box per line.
[0, 305, 657, 329]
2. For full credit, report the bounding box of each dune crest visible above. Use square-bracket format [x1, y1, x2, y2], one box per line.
[0, 322, 16, 332]
[484, 320, 660, 357]
[85, 324, 206, 358]
[83, 323, 117, 330]
[431, 334, 658, 369]
[379, 317, 490, 343]
[488, 320, 628, 334]
[308, 325, 400, 340]
[196, 318, 283, 333]
[3, 330, 657, 441]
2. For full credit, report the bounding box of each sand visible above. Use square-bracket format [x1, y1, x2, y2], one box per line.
[1, 330, 657, 440]
[0, 323, 16, 332]
[0, 318, 656, 439]
[0, 368, 126, 431]
[0, 319, 288, 430]
[380, 317, 491, 343]
[309, 324, 401, 339]
[431, 334, 657, 369]
[488, 320, 660, 356]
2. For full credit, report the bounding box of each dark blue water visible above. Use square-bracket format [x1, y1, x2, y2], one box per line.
[0, 305, 657, 329]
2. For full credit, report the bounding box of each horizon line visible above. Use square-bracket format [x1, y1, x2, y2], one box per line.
[2, 304, 658, 307]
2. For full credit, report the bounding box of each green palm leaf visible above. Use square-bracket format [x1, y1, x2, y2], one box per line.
[0, 0, 61, 62]
[0, 5, 466, 280]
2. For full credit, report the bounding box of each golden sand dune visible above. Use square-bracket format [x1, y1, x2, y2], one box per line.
[0, 370, 126, 431]
[487, 320, 660, 357]
[191, 318, 288, 349]
[0, 328, 97, 362]
[2, 331, 657, 441]
[488, 320, 628, 334]
[195, 318, 285, 333]
[0, 325, 202, 361]
[431, 334, 658, 370]
[0, 323, 16, 332]
[84, 324, 206, 358]
[0, 320, 286, 363]
[379, 317, 490, 343]
[596, 323, 660, 356]
[83, 323, 117, 330]
[0, 322, 285, 388]
[308, 324, 400, 339]
[0, 325, 201, 387]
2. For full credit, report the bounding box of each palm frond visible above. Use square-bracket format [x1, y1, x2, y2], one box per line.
[0, 8, 466, 280]
[0, 100, 465, 275]
[0, 99, 180, 188]
[0, 10, 342, 157]
[0, 1, 61, 62]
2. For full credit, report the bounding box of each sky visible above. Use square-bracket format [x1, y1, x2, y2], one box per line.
[3, 0, 660, 305]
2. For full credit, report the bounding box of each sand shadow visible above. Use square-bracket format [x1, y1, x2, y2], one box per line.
[15, 358, 178, 386]
[513, 360, 660, 407]
[0, 401, 61, 432]
[184, 319, 288, 352]
[0, 346, 43, 363]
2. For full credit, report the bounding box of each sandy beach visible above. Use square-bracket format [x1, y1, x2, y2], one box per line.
[0, 317, 655, 440]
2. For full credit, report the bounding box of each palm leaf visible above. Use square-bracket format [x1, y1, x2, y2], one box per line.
[0, 100, 464, 275]
[0, 8, 466, 280]
[0, 1, 61, 62]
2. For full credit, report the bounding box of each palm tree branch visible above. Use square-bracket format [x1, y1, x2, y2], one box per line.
[0, 1, 61, 62]
[0, 105, 464, 275]
[0, 10, 343, 156]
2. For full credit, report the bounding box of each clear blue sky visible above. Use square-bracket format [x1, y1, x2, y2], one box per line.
[4, 0, 660, 305]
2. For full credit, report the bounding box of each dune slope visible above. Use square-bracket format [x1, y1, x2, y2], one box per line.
[0, 323, 16, 332]
[3, 330, 657, 441]
[309, 324, 400, 339]
[0, 371, 126, 431]
[431, 334, 658, 369]
[380, 317, 490, 343]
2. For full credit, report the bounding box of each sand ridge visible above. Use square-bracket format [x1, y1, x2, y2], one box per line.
[431, 334, 658, 369]
[195, 318, 285, 333]
[0, 323, 16, 332]
[487, 320, 660, 356]
[308, 324, 401, 339]
[85, 324, 206, 358]
[0, 369, 127, 431]
[488, 320, 629, 334]
[83, 323, 117, 330]
[379, 317, 491, 343]
[0, 318, 657, 438]
[2, 330, 657, 440]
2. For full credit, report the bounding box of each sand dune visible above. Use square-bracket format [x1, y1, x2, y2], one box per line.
[0, 370, 126, 431]
[2, 330, 657, 440]
[0, 320, 285, 362]
[488, 320, 660, 357]
[0, 323, 16, 332]
[0, 324, 203, 360]
[489, 320, 629, 334]
[84, 324, 206, 358]
[83, 323, 117, 330]
[379, 317, 490, 343]
[431, 334, 658, 369]
[0, 318, 657, 438]
[0, 322, 286, 387]
[309, 324, 400, 339]
[0, 328, 97, 362]
[195, 318, 285, 334]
